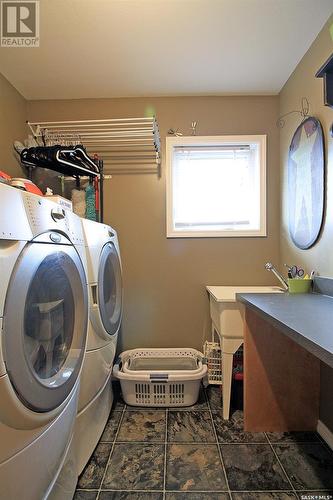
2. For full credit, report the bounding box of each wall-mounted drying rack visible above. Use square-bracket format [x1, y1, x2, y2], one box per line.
[25, 117, 161, 221]
[27, 116, 161, 175]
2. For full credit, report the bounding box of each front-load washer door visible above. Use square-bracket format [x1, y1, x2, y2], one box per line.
[3, 242, 88, 412]
[98, 242, 122, 337]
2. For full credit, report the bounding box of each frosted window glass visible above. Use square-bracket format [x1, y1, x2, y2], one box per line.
[170, 144, 262, 234]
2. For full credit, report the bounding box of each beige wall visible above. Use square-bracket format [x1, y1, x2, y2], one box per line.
[279, 16, 333, 431]
[28, 95, 280, 352]
[0, 72, 27, 176]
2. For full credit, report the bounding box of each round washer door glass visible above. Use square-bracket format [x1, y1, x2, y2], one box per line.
[24, 252, 76, 379]
[3, 241, 88, 412]
[98, 242, 122, 336]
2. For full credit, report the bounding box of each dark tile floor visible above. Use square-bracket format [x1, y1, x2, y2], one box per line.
[75, 384, 333, 500]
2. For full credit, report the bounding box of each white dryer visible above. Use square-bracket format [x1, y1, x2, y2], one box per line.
[74, 218, 123, 475]
[0, 184, 88, 500]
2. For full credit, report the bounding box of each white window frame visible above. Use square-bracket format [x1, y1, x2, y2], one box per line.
[166, 135, 267, 238]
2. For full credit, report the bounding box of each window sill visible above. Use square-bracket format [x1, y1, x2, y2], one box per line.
[166, 228, 267, 238]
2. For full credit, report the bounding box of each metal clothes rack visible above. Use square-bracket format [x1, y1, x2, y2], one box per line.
[26, 117, 161, 223]
[27, 117, 161, 175]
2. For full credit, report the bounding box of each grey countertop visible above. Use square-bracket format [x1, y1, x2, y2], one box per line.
[237, 292, 333, 368]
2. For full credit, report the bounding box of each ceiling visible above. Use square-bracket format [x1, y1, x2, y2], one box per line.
[0, 0, 332, 100]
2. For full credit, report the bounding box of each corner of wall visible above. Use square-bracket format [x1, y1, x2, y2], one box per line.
[0, 71, 28, 177]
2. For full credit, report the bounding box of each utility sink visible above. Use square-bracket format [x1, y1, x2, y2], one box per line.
[206, 286, 284, 339]
[206, 285, 285, 420]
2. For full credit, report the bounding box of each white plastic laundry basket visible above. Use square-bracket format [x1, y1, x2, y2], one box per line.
[203, 329, 223, 385]
[113, 348, 207, 407]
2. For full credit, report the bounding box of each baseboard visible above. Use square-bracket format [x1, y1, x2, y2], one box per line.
[317, 419, 333, 450]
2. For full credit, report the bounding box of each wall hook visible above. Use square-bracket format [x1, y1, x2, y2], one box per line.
[276, 97, 310, 128]
[191, 121, 197, 135]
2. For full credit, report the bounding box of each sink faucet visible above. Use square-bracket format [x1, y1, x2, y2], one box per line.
[265, 262, 289, 290]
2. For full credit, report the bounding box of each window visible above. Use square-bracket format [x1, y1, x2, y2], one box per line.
[166, 135, 266, 238]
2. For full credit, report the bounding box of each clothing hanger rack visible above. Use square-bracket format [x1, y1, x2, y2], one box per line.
[27, 117, 161, 174]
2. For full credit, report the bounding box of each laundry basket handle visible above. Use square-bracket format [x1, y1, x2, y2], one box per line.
[149, 373, 169, 383]
[113, 357, 123, 376]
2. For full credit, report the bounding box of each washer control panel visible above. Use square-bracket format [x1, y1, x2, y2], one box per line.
[22, 191, 85, 244]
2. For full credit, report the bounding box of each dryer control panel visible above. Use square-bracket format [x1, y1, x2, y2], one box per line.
[81, 218, 118, 248]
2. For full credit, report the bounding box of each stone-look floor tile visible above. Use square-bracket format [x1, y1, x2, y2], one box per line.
[220, 444, 290, 491]
[232, 493, 297, 500]
[213, 410, 267, 443]
[274, 443, 333, 490]
[266, 432, 321, 444]
[166, 443, 227, 491]
[77, 442, 112, 489]
[117, 410, 166, 442]
[100, 410, 123, 442]
[295, 492, 333, 499]
[166, 493, 230, 499]
[73, 491, 98, 500]
[168, 411, 215, 442]
[206, 385, 223, 411]
[99, 492, 164, 500]
[169, 387, 209, 411]
[102, 443, 164, 490]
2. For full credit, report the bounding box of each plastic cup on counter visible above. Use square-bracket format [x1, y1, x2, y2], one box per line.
[287, 278, 312, 294]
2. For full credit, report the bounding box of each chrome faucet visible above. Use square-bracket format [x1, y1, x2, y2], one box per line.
[265, 262, 289, 290]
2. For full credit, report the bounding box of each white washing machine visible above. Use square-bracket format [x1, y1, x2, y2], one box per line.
[74, 218, 123, 476]
[0, 183, 88, 500]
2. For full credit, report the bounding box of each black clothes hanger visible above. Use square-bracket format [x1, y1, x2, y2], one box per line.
[20, 145, 100, 178]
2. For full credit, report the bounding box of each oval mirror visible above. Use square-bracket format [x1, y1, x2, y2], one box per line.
[288, 116, 325, 249]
